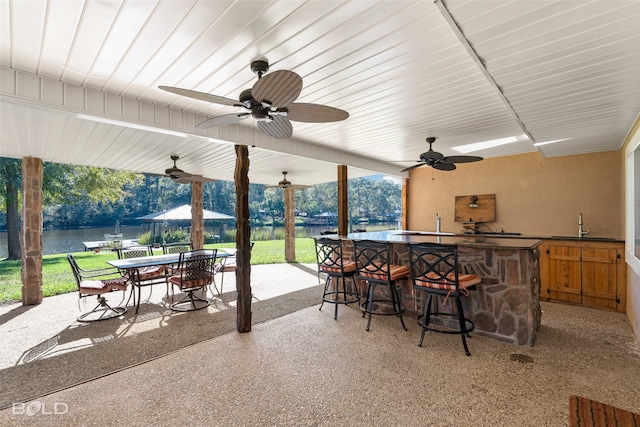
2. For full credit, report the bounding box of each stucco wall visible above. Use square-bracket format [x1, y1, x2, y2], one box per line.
[406, 150, 622, 238]
[621, 118, 640, 343]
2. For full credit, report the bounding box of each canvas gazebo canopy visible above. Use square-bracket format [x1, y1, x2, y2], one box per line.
[137, 204, 235, 238]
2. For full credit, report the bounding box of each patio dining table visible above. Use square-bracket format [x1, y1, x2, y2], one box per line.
[107, 250, 229, 314]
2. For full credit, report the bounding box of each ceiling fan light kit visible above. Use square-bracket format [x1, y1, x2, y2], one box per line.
[160, 59, 349, 139]
[401, 137, 483, 172]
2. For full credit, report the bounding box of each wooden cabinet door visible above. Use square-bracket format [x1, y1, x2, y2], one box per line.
[548, 245, 582, 303]
[581, 247, 618, 310]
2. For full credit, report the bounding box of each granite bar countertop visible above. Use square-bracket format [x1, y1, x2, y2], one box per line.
[343, 230, 542, 250]
[342, 229, 623, 244]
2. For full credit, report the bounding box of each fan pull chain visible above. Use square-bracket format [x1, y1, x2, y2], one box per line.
[251, 118, 256, 148]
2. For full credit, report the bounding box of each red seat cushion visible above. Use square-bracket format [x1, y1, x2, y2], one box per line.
[136, 265, 166, 281]
[215, 263, 236, 273]
[80, 277, 128, 295]
[320, 260, 356, 274]
[415, 272, 481, 291]
[358, 264, 410, 281]
[168, 274, 213, 289]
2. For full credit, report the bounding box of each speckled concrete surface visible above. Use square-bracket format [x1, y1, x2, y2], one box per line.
[0, 263, 321, 369]
[1, 264, 639, 426]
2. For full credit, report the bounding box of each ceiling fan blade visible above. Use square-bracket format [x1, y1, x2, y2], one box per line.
[251, 70, 302, 107]
[440, 155, 484, 164]
[173, 177, 193, 184]
[196, 113, 250, 129]
[258, 115, 293, 139]
[433, 162, 456, 171]
[188, 175, 215, 183]
[286, 103, 349, 123]
[165, 169, 192, 178]
[158, 86, 240, 106]
[169, 169, 191, 178]
[400, 163, 425, 172]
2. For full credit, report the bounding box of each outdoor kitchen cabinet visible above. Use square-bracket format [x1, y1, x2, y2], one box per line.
[539, 240, 626, 312]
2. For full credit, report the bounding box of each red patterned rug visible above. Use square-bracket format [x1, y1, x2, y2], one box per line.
[569, 395, 640, 427]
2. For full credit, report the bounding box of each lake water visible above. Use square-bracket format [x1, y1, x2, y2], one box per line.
[0, 226, 146, 259]
[0, 223, 398, 259]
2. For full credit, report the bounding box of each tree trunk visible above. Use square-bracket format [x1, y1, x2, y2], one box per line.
[2, 159, 21, 260]
[190, 181, 204, 250]
[234, 145, 252, 333]
[337, 165, 348, 236]
[284, 187, 296, 262]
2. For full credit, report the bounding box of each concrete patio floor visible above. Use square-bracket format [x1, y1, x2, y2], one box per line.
[1, 262, 639, 426]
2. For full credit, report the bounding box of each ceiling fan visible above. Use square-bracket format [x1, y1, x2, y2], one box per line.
[164, 155, 214, 184]
[401, 137, 483, 172]
[159, 59, 349, 140]
[265, 171, 311, 190]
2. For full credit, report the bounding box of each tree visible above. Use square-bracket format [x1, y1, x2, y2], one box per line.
[0, 158, 21, 260]
[0, 157, 137, 260]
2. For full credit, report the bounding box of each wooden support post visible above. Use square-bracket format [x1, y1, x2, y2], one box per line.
[284, 187, 296, 262]
[402, 178, 409, 230]
[21, 157, 44, 305]
[337, 165, 348, 236]
[234, 145, 252, 333]
[191, 181, 204, 250]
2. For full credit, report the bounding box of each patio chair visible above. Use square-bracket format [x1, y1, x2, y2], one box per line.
[213, 242, 254, 295]
[119, 245, 170, 310]
[408, 242, 481, 356]
[314, 237, 360, 319]
[67, 254, 129, 322]
[162, 242, 193, 254]
[168, 250, 217, 312]
[353, 239, 410, 332]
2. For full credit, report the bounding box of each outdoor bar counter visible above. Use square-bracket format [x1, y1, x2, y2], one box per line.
[341, 230, 543, 346]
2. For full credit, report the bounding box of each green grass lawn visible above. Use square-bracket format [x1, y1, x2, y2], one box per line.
[0, 238, 317, 303]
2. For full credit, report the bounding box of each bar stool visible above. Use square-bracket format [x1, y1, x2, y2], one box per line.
[314, 237, 360, 319]
[353, 239, 409, 331]
[408, 242, 481, 356]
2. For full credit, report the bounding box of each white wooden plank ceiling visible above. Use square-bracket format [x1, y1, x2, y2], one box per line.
[1, 0, 639, 185]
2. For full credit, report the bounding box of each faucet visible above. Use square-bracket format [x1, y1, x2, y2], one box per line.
[436, 213, 441, 233]
[578, 212, 589, 238]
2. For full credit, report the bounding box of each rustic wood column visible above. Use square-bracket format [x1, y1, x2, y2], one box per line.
[402, 177, 409, 230]
[284, 187, 295, 262]
[21, 157, 44, 305]
[337, 165, 348, 236]
[234, 145, 252, 333]
[191, 181, 204, 250]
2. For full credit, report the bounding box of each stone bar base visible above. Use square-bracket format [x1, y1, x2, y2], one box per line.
[448, 246, 540, 346]
[342, 236, 542, 346]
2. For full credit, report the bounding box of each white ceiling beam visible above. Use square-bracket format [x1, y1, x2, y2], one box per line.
[0, 66, 404, 177]
[435, 0, 538, 148]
